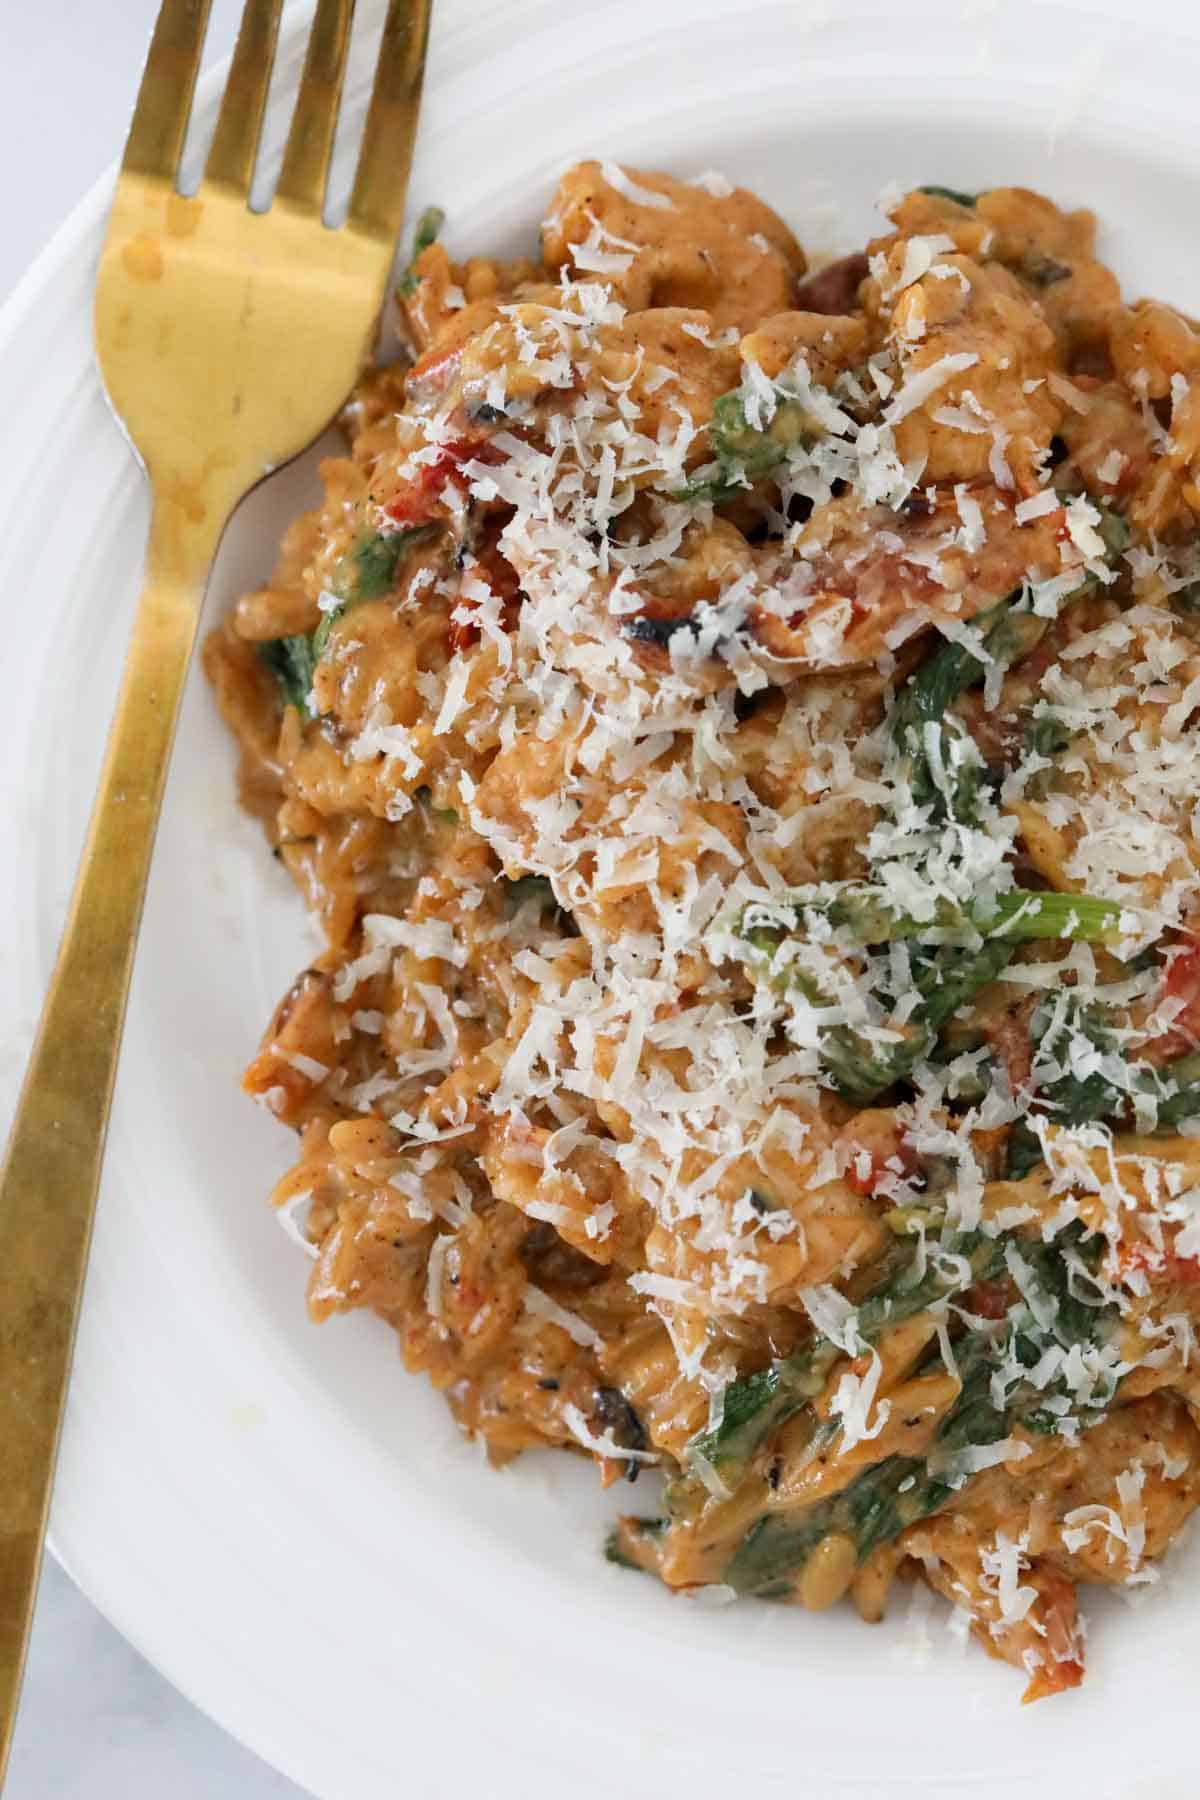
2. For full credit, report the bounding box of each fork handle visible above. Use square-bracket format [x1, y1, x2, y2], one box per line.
[0, 493, 226, 1772]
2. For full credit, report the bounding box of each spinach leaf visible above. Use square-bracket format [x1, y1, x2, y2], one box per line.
[742, 880, 1130, 1107]
[1004, 1007, 1200, 1178]
[605, 1517, 667, 1571]
[1169, 580, 1200, 619]
[917, 185, 979, 207]
[503, 875, 557, 915]
[398, 205, 446, 297]
[684, 1232, 1002, 1488]
[676, 386, 819, 502]
[1025, 713, 1075, 759]
[723, 1335, 1004, 1597]
[353, 529, 414, 599]
[312, 525, 438, 664]
[258, 633, 317, 717]
[721, 1226, 1120, 1598]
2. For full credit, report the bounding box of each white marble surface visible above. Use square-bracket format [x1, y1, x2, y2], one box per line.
[2, 4, 305, 1794]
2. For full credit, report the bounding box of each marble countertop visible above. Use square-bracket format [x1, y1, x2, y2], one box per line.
[3, 4, 305, 1794]
[6, 1560, 302, 1799]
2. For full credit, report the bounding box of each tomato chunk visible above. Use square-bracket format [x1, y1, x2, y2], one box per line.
[836, 1112, 917, 1196]
[380, 433, 502, 530]
[1017, 1569, 1086, 1704]
[447, 541, 523, 655]
[1116, 1240, 1200, 1287]
[1145, 941, 1200, 1065]
[962, 1278, 1011, 1320]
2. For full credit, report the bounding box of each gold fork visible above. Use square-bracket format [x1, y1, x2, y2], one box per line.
[0, 0, 431, 1769]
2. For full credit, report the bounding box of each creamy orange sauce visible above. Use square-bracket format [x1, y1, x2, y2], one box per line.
[205, 164, 1200, 1700]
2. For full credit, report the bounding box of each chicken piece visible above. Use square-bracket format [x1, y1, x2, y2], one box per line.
[740, 309, 869, 389]
[1108, 301, 1200, 530]
[542, 160, 806, 330]
[1053, 375, 1157, 506]
[481, 1112, 650, 1270]
[590, 307, 743, 455]
[974, 186, 1121, 365]
[880, 186, 1120, 367]
[863, 245, 1062, 491]
[637, 1131, 890, 1312]
[751, 482, 1074, 670]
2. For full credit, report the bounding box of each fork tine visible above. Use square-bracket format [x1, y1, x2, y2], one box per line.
[121, 0, 214, 183]
[275, 0, 357, 215]
[204, 0, 283, 194]
[348, 0, 433, 242]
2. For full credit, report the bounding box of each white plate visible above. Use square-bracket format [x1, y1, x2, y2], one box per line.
[6, 2, 1200, 1794]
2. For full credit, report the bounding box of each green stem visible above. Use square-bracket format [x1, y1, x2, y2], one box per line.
[748, 923, 1014, 1104]
[750, 886, 1131, 949]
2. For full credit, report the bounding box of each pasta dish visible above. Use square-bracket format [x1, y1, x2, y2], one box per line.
[206, 163, 1200, 1700]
